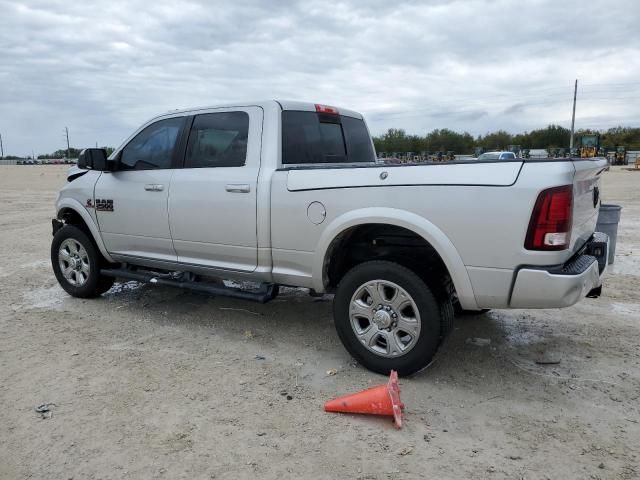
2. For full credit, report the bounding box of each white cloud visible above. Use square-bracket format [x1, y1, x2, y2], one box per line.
[0, 0, 639, 155]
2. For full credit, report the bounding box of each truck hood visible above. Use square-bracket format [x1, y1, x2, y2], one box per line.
[66, 165, 88, 182]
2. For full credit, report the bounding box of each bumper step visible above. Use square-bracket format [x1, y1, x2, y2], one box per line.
[548, 254, 597, 275]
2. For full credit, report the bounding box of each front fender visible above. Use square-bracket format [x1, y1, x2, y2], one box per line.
[56, 197, 115, 264]
[312, 207, 478, 310]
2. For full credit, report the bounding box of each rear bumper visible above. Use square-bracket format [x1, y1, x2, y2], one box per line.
[509, 232, 609, 309]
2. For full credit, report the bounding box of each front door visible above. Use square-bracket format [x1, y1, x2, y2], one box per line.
[168, 107, 262, 271]
[95, 116, 186, 262]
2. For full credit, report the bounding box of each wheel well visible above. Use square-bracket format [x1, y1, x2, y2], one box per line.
[58, 208, 90, 232]
[324, 224, 455, 300]
[57, 207, 115, 267]
[57, 208, 102, 252]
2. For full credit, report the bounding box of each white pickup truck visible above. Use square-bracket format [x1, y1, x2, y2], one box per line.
[51, 100, 609, 375]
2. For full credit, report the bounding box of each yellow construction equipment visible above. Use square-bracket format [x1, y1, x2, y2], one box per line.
[578, 134, 600, 158]
[613, 146, 627, 165]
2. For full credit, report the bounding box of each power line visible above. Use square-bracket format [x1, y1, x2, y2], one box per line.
[373, 90, 640, 116]
[580, 81, 640, 87]
[370, 95, 640, 122]
[365, 81, 640, 119]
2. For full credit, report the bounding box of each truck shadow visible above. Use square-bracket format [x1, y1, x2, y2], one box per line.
[100, 280, 630, 401]
[102, 282, 571, 384]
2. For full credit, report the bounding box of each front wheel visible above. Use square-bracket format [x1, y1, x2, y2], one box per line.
[333, 260, 447, 376]
[51, 225, 114, 298]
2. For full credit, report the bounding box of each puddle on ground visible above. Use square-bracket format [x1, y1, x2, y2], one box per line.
[501, 319, 547, 348]
[20, 260, 50, 270]
[504, 329, 546, 347]
[21, 285, 66, 309]
[610, 253, 640, 276]
[0, 260, 49, 278]
[610, 302, 640, 317]
[104, 280, 145, 295]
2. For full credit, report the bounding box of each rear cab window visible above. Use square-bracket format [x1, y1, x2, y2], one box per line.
[282, 110, 375, 165]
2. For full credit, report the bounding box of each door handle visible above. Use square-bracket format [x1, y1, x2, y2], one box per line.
[144, 184, 164, 191]
[225, 184, 250, 193]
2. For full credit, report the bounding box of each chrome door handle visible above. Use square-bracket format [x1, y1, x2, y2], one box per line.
[144, 184, 164, 191]
[225, 184, 250, 193]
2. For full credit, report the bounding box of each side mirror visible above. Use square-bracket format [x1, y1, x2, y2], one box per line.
[77, 148, 109, 171]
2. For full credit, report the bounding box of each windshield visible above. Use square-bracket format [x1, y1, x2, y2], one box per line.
[477, 153, 500, 160]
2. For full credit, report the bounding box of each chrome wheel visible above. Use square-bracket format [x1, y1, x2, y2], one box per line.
[349, 280, 421, 357]
[58, 238, 90, 287]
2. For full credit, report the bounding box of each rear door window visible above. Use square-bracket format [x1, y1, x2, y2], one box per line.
[185, 112, 249, 168]
[282, 111, 375, 165]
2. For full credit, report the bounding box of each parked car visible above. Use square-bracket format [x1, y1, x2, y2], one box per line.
[477, 151, 517, 160]
[528, 149, 549, 159]
[51, 101, 609, 375]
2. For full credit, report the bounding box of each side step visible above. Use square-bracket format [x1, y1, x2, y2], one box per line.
[100, 268, 279, 304]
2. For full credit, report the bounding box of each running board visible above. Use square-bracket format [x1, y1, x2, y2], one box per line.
[100, 268, 279, 304]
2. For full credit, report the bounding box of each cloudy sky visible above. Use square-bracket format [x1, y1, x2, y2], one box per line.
[1, 0, 639, 155]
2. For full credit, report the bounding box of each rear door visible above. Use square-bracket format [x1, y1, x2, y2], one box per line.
[168, 107, 262, 271]
[94, 116, 186, 262]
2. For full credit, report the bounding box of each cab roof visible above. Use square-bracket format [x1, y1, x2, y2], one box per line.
[159, 100, 363, 120]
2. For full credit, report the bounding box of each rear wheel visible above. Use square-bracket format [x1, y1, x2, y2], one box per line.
[51, 225, 114, 298]
[333, 260, 448, 376]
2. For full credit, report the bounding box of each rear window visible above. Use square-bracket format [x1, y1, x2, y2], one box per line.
[477, 153, 500, 160]
[282, 111, 375, 165]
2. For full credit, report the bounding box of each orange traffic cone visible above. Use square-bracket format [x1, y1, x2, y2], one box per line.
[324, 370, 404, 428]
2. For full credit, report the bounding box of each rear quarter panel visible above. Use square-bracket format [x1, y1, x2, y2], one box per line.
[272, 162, 577, 262]
[269, 161, 579, 307]
[271, 161, 595, 308]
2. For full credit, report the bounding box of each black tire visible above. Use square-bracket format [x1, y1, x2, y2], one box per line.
[51, 225, 114, 298]
[439, 295, 455, 337]
[333, 260, 448, 376]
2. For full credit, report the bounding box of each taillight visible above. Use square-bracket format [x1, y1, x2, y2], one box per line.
[315, 104, 339, 115]
[525, 185, 573, 250]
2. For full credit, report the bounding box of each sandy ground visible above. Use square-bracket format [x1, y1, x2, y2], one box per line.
[0, 164, 638, 480]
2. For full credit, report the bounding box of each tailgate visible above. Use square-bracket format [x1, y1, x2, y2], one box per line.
[571, 158, 608, 253]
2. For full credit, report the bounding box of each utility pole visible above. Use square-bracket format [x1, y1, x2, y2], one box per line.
[64, 126, 70, 159]
[569, 79, 577, 151]
[0, 132, 4, 158]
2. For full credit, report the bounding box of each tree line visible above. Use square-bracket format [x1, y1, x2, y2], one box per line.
[2, 147, 115, 160]
[373, 125, 640, 154]
[3, 125, 639, 159]
[37, 147, 116, 159]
